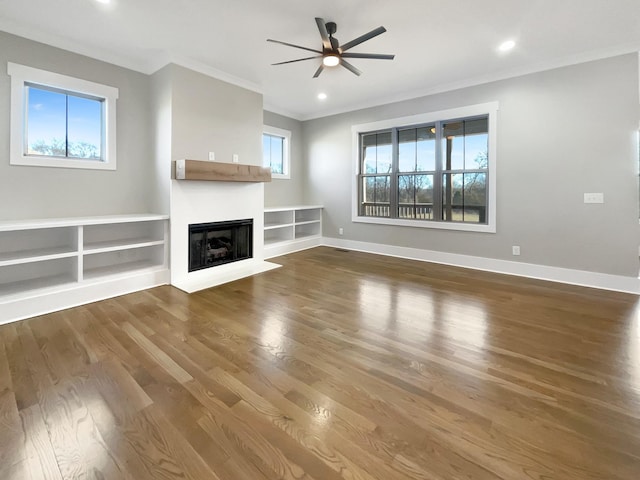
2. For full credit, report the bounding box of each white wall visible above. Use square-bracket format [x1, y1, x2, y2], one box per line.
[302, 54, 640, 277]
[0, 31, 155, 220]
[263, 110, 306, 207]
[150, 64, 173, 215]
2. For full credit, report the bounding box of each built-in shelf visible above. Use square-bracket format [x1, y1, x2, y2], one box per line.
[83, 260, 162, 282]
[0, 214, 170, 324]
[264, 223, 294, 231]
[175, 159, 272, 182]
[263, 206, 323, 258]
[0, 246, 78, 267]
[83, 238, 165, 255]
[0, 274, 78, 300]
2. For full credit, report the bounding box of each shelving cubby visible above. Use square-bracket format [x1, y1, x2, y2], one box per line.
[0, 214, 170, 324]
[263, 206, 323, 258]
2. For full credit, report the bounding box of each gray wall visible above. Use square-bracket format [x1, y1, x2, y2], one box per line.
[263, 110, 306, 207]
[0, 31, 154, 220]
[170, 65, 263, 167]
[303, 54, 640, 277]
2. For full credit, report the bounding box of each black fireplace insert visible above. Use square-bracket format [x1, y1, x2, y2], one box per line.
[188, 219, 253, 272]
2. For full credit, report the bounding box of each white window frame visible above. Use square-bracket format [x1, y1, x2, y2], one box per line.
[8, 62, 119, 170]
[263, 125, 291, 179]
[352, 102, 499, 233]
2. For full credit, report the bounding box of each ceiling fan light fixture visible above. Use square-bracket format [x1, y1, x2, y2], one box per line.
[267, 18, 393, 77]
[498, 40, 516, 52]
[323, 55, 340, 67]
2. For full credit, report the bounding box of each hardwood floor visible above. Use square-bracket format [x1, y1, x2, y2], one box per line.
[2, 246, 640, 479]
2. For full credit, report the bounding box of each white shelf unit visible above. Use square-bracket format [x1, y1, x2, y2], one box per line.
[263, 206, 322, 258]
[0, 214, 170, 324]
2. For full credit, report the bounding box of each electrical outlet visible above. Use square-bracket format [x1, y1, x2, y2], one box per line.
[512, 245, 521, 256]
[232, 154, 239, 163]
[584, 193, 604, 204]
[208, 152, 215, 161]
[339, 227, 344, 235]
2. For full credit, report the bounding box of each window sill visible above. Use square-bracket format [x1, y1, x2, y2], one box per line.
[11, 155, 115, 171]
[352, 215, 496, 233]
[271, 173, 290, 180]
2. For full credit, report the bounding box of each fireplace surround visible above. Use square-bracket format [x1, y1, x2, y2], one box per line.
[188, 219, 253, 272]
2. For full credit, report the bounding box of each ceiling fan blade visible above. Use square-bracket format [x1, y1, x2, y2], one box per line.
[313, 64, 324, 78]
[341, 52, 395, 60]
[340, 26, 387, 52]
[315, 17, 332, 50]
[340, 59, 361, 76]
[267, 39, 323, 54]
[272, 56, 322, 65]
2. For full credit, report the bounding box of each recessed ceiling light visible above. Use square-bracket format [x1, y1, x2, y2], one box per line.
[317, 93, 327, 100]
[95, 0, 111, 3]
[498, 40, 516, 52]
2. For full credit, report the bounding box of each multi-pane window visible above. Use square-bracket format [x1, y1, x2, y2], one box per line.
[262, 125, 291, 179]
[25, 84, 104, 160]
[359, 115, 489, 224]
[8, 62, 118, 170]
[361, 132, 392, 216]
[263, 133, 285, 175]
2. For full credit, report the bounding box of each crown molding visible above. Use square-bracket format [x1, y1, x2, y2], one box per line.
[2, 24, 638, 122]
[262, 103, 303, 121]
[298, 41, 640, 121]
[0, 22, 153, 74]
[156, 54, 263, 94]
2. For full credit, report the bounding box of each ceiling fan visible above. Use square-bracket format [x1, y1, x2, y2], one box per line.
[267, 17, 395, 78]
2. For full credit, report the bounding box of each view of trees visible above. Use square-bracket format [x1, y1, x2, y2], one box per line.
[26, 85, 103, 161]
[28, 138, 100, 159]
[262, 134, 284, 174]
[361, 124, 488, 223]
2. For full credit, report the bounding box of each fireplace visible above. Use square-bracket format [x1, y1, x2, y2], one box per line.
[188, 219, 253, 272]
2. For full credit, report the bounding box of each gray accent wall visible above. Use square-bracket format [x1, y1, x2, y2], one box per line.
[169, 65, 263, 167]
[263, 110, 306, 207]
[302, 54, 640, 277]
[0, 31, 154, 220]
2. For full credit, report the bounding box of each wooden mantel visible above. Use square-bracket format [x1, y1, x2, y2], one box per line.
[174, 159, 271, 182]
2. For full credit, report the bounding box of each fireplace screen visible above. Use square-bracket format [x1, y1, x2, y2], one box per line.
[188, 219, 253, 272]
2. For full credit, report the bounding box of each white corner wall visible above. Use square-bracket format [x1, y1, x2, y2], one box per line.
[169, 180, 270, 292]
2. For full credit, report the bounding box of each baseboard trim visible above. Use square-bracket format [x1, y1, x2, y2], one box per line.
[264, 237, 322, 259]
[0, 268, 171, 326]
[321, 237, 640, 295]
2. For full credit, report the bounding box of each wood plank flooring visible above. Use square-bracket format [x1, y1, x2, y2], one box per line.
[1, 246, 640, 479]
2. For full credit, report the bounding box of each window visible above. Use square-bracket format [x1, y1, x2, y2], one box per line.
[262, 125, 290, 179]
[8, 63, 118, 170]
[353, 103, 498, 233]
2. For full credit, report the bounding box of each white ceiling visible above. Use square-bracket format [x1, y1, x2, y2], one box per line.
[1, 0, 640, 120]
